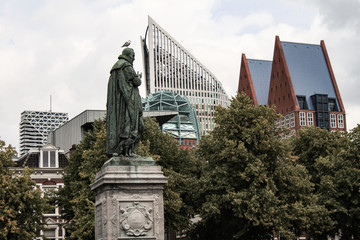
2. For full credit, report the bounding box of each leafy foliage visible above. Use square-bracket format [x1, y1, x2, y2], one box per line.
[58, 119, 108, 240]
[189, 94, 327, 240]
[0, 139, 49, 239]
[291, 126, 360, 239]
[139, 117, 203, 232]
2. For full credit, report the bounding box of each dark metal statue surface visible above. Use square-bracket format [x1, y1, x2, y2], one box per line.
[106, 48, 144, 157]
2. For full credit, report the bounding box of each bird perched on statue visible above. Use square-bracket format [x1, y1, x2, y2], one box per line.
[122, 40, 131, 47]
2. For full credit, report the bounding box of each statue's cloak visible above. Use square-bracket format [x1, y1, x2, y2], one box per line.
[106, 56, 143, 156]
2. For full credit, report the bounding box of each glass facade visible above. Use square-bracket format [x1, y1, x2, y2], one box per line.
[311, 94, 330, 130]
[142, 90, 201, 147]
[141, 16, 230, 135]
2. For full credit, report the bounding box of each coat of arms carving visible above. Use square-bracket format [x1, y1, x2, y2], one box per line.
[119, 201, 153, 237]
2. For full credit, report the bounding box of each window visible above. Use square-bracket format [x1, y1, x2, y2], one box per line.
[300, 112, 306, 126]
[307, 112, 314, 126]
[338, 114, 344, 128]
[328, 98, 338, 111]
[330, 114, 336, 128]
[297, 96, 308, 109]
[290, 113, 295, 127]
[42, 150, 57, 168]
[43, 229, 56, 239]
[281, 117, 285, 127]
[285, 115, 290, 128]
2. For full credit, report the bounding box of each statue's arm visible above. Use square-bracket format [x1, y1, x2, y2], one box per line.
[124, 66, 141, 87]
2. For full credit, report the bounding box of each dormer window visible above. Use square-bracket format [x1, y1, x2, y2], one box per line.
[296, 96, 308, 109]
[39, 144, 59, 168]
[328, 98, 338, 111]
[43, 150, 56, 167]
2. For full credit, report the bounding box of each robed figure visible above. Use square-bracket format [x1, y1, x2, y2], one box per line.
[106, 48, 144, 157]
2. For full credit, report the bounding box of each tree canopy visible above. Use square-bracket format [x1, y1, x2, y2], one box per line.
[189, 94, 329, 239]
[139, 117, 203, 232]
[58, 119, 107, 240]
[56, 95, 360, 239]
[0, 139, 49, 239]
[291, 126, 360, 239]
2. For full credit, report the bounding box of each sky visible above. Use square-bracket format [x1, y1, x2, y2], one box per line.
[0, 0, 359, 153]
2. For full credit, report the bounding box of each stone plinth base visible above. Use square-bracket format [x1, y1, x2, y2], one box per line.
[91, 156, 168, 240]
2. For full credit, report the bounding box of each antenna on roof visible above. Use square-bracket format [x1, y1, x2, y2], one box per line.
[50, 94, 52, 112]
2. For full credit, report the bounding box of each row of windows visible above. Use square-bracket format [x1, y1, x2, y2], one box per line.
[277, 113, 295, 128]
[330, 114, 344, 128]
[299, 112, 314, 126]
[299, 112, 344, 128]
[297, 95, 338, 111]
[277, 112, 314, 128]
[182, 140, 197, 147]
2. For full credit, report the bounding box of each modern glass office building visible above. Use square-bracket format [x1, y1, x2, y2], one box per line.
[19, 110, 68, 156]
[142, 90, 201, 149]
[141, 16, 230, 135]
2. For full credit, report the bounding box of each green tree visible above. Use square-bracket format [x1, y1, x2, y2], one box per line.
[58, 119, 107, 240]
[0, 139, 49, 239]
[292, 126, 360, 239]
[139, 117, 203, 232]
[189, 94, 328, 240]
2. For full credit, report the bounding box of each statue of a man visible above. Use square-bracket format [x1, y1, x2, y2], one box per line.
[106, 48, 144, 157]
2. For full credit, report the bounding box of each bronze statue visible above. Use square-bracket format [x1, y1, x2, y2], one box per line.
[106, 48, 144, 157]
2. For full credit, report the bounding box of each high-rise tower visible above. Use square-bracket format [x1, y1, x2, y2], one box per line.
[19, 110, 68, 156]
[141, 16, 230, 135]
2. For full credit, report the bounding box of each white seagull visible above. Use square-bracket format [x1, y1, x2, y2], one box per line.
[122, 40, 131, 47]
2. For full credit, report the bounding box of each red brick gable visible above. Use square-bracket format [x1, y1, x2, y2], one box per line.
[238, 53, 258, 105]
[268, 36, 298, 114]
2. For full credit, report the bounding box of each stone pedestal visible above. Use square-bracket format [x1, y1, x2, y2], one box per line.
[91, 156, 168, 240]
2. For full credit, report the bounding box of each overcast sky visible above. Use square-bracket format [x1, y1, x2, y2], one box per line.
[1, 0, 359, 153]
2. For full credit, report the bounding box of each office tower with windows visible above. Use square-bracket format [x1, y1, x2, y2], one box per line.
[19, 110, 68, 156]
[141, 16, 230, 135]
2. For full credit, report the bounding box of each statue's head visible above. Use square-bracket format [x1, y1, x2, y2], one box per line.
[120, 48, 135, 64]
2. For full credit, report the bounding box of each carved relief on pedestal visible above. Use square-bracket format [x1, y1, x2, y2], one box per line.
[119, 202, 153, 237]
